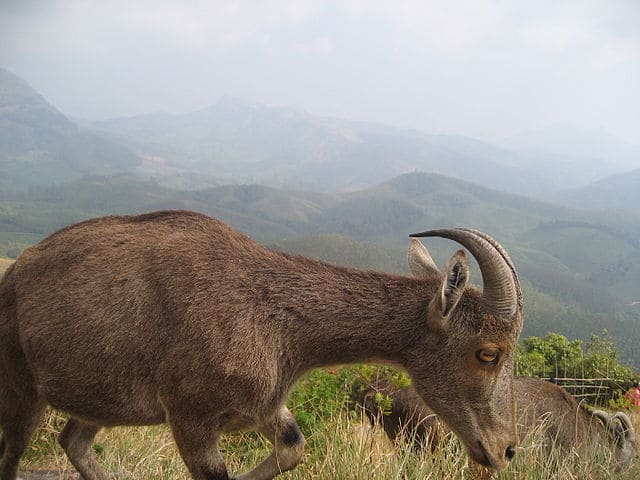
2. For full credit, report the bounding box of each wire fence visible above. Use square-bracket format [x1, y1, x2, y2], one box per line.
[548, 377, 629, 405]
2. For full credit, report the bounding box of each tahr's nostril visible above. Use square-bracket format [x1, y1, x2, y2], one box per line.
[505, 445, 516, 460]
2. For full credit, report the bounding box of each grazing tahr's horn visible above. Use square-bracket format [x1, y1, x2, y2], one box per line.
[592, 409, 610, 424]
[610, 411, 636, 444]
[409, 228, 520, 318]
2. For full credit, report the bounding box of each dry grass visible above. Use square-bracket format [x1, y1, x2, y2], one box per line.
[18, 408, 640, 480]
[0, 257, 14, 274]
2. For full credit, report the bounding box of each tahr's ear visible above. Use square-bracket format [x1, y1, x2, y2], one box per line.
[407, 239, 440, 279]
[428, 250, 469, 327]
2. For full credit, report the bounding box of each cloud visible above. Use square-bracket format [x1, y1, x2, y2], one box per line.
[1, 0, 318, 56]
[294, 36, 334, 56]
[516, 1, 640, 72]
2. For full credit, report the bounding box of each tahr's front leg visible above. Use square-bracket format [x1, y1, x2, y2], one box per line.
[235, 406, 305, 480]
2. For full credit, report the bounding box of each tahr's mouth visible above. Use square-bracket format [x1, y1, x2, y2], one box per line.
[468, 441, 507, 470]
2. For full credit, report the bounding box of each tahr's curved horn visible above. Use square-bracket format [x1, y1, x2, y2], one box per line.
[592, 409, 610, 424]
[610, 411, 636, 443]
[457, 227, 522, 309]
[409, 228, 519, 318]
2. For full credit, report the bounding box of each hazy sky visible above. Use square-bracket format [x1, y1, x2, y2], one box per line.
[1, 0, 639, 143]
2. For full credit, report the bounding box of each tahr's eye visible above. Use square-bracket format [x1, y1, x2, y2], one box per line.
[476, 349, 500, 365]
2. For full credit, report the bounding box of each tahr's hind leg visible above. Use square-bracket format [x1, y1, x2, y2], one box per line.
[0, 394, 46, 480]
[235, 406, 305, 480]
[59, 418, 109, 480]
[168, 412, 231, 480]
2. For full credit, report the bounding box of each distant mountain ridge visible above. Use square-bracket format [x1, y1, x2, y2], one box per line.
[3, 67, 638, 199]
[92, 96, 612, 195]
[0, 67, 140, 191]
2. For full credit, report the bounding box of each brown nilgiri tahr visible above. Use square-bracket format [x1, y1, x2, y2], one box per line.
[0, 211, 523, 480]
[517, 377, 636, 471]
[357, 376, 636, 472]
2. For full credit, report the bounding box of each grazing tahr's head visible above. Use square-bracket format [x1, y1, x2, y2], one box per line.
[403, 228, 523, 470]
